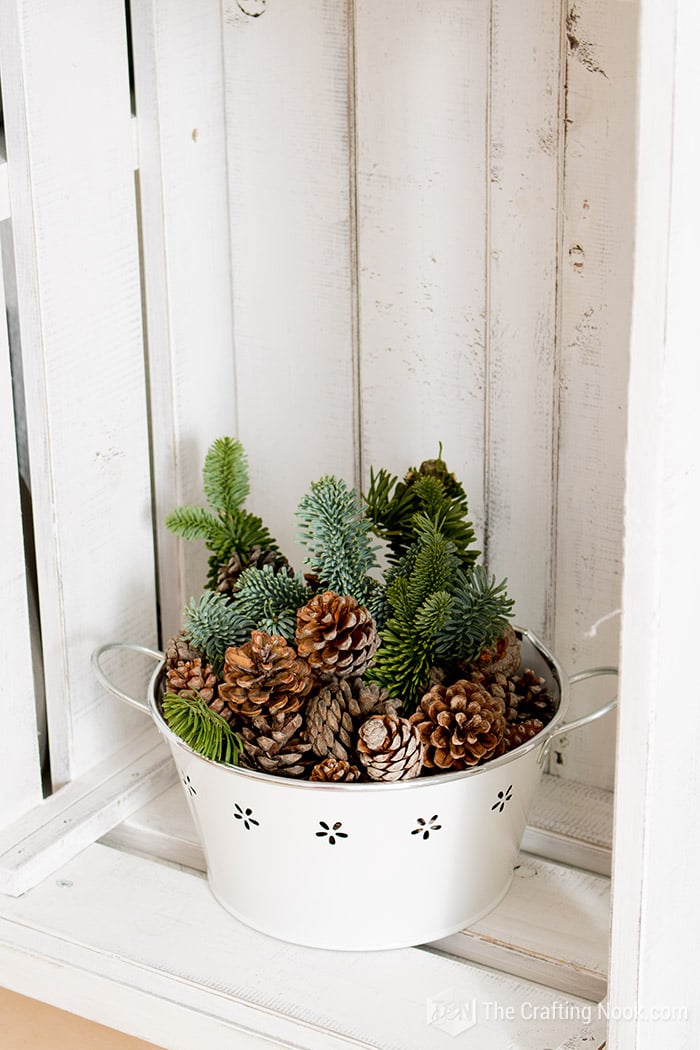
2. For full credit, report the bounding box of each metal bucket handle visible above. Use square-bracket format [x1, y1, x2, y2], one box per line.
[91, 641, 163, 713]
[552, 666, 618, 738]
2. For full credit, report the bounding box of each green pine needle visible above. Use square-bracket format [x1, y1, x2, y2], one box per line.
[165, 505, 221, 543]
[229, 564, 311, 643]
[162, 690, 242, 765]
[184, 590, 253, 673]
[296, 475, 377, 603]
[435, 565, 515, 664]
[202, 437, 249, 516]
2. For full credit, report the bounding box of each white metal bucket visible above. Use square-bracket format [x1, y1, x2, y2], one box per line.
[93, 628, 616, 951]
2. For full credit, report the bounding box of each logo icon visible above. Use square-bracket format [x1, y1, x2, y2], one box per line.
[426, 987, 478, 1036]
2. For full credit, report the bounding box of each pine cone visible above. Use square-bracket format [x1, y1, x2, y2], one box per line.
[356, 714, 423, 782]
[239, 709, 312, 778]
[504, 718, 545, 752]
[215, 545, 292, 598]
[295, 591, 379, 681]
[164, 633, 219, 704]
[511, 668, 557, 725]
[218, 631, 313, 719]
[310, 757, 361, 783]
[468, 669, 519, 722]
[305, 676, 400, 761]
[410, 679, 506, 771]
[472, 624, 521, 678]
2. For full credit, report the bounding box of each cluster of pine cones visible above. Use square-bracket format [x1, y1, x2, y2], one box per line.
[164, 589, 556, 783]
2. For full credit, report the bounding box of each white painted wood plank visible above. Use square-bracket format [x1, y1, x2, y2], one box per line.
[552, 0, 638, 789]
[0, 229, 42, 827]
[130, 0, 238, 637]
[609, 0, 700, 1045]
[0, 160, 9, 220]
[434, 854, 609, 1002]
[354, 0, 488, 529]
[0, 726, 175, 896]
[523, 772, 612, 875]
[0, 842, 600, 1049]
[0, 0, 158, 785]
[485, 0, 562, 635]
[222, 0, 356, 566]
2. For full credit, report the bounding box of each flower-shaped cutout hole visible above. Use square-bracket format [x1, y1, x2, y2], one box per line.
[411, 814, 442, 840]
[316, 820, 348, 845]
[492, 785, 514, 813]
[234, 803, 260, 830]
[181, 772, 196, 797]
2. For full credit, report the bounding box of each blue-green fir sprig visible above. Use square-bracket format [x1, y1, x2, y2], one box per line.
[183, 590, 252, 674]
[435, 566, 515, 665]
[296, 475, 378, 604]
[230, 565, 311, 643]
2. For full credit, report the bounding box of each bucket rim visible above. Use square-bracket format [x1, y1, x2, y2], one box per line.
[148, 625, 570, 792]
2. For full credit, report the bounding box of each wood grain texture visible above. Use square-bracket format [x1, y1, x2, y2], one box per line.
[354, 0, 488, 533]
[129, 0, 238, 638]
[551, 0, 637, 789]
[222, 0, 357, 568]
[609, 0, 700, 1045]
[0, 0, 158, 785]
[485, 0, 563, 634]
[0, 242, 42, 827]
[0, 842, 601, 1049]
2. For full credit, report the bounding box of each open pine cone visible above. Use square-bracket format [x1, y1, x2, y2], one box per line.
[470, 623, 521, 678]
[240, 709, 312, 778]
[410, 679, 506, 771]
[218, 630, 313, 719]
[356, 714, 423, 782]
[164, 633, 218, 704]
[305, 676, 400, 762]
[309, 756, 361, 783]
[295, 591, 379, 681]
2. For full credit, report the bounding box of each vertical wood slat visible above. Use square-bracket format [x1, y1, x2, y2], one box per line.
[354, 0, 489, 526]
[486, 0, 563, 635]
[0, 0, 158, 785]
[0, 243, 43, 826]
[129, 0, 237, 639]
[552, 0, 638, 788]
[610, 0, 700, 1042]
[222, 0, 356, 566]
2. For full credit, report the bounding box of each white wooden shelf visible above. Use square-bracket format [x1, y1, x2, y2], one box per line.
[0, 841, 608, 1050]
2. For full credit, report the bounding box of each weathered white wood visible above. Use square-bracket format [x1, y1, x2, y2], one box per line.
[609, 0, 700, 1045]
[222, 0, 356, 566]
[130, 0, 238, 637]
[0, 726, 175, 896]
[434, 854, 609, 1001]
[0, 159, 9, 219]
[485, 0, 562, 634]
[552, 0, 638, 789]
[523, 772, 612, 875]
[0, 234, 42, 827]
[0, 842, 600, 1049]
[0, 0, 158, 785]
[354, 0, 488, 530]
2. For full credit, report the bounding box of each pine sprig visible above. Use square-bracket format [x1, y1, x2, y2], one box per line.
[366, 517, 458, 711]
[365, 453, 479, 569]
[166, 436, 279, 590]
[435, 566, 515, 664]
[202, 436, 249, 516]
[162, 690, 242, 765]
[230, 565, 311, 643]
[183, 591, 252, 673]
[296, 476, 378, 603]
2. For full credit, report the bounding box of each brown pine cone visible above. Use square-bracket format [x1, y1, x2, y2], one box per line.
[504, 718, 545, 752]
[239, 709, 312, 778]
[356, 714, 423, 782]
[310, 757, 361, 783]
[215, 545, 292, 597]
[410, 679, 506, 771]
[218, 630, 313, 719]
[305, 676, 400, 762]
[164, 633, 219, 705]
[295, 591, 379, 681]
[468, 668, 519, 722]
[511, 668, 557, 725]
[472, 624, 521, 678]
[164, 632, 201, 667]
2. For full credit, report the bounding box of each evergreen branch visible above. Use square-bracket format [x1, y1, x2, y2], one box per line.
[414, 590, 454, 639]
[229, 565, 311, 643]
[183, 591, 252, 673]
[162, 690, 242, 765]
[435, 565, 515, 663]
[296, 475, 377, 602]
[165, 505, 221, 543]
[202, 436, 249, 516]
